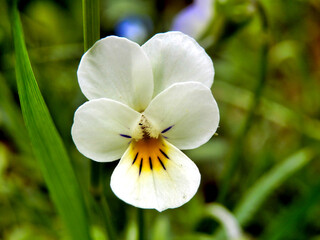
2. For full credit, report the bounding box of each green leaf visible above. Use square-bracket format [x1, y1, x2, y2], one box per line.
[260, 179, 320, 240]
[213, 148, 314, 240]
[233, 148, 314, 226]
[10, 3, 91, 240]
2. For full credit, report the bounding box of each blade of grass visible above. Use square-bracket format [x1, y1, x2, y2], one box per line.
[260, 178, 320, 240]
[233, 148, 314, 226]
[213, 148, 315, 240]
[10, 2, 91, 240]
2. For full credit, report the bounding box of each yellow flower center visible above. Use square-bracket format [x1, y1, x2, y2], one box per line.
[129, 137, 170, 175]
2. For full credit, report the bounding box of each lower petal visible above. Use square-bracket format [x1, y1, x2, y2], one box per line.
[110, 137, 200, 212]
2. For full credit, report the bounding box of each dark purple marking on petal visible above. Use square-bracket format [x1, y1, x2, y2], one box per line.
[139, 158, 143, 175]
[149, 157, 153, 170]
[161, 125, 173, 134]
[120, 134, 131, 138]
[157, 156, 166, 170]
[132, 152, 139, 165]
[159, 149, 170, 159]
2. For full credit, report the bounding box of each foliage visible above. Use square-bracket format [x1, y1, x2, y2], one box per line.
[0, 0, 319, 239]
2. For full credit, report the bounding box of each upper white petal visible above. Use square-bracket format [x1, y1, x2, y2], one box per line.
[78, 36, 154, 111]
[141, 31, 214, 96]
[110, 139, 200, 211]
[71, 98, 141, 162]
[144, 82, 219, 150]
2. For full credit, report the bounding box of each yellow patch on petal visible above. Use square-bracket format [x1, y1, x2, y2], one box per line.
[129, 137, 170, 175]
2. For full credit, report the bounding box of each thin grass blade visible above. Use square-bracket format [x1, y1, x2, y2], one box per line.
[233, 148, 314, 226]
[213, 148, 314, 240]
[260, 178, 320, 240]
[10, 3, 91, 240]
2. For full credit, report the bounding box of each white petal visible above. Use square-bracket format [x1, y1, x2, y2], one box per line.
[78, 36, 154, 111]
[71, 98, 141, 162]
[144, 82, 219, 150]
[141, 31, 214, 96]
[110, 137, 200, 211]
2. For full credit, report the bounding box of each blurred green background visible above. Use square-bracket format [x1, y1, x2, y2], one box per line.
[1, 0, 320, 239]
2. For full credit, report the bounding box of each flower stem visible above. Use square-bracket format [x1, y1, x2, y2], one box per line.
[82, 0, 101, 196]
[82, 0, 101, 197]
[82, 0, 100, 51]
[89, 188, 117, 240]
[217, 1, 269, 203]
[90, 161, 101, 196]
[138, 209, 147, 240]
[81, 1, 116, 239]
[101, 189, 117, 240]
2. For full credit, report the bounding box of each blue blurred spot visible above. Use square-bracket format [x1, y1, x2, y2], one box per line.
[115, 16, 153, 44]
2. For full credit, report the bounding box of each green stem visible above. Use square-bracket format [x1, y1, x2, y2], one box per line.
[82, 0, 101, 197]
[138, 209, 147, 240]
[89, 191, 117, 240]
[90, 161, 101, 197]
[81, 1, 116, 239]
[217, 1, 269, 203]
[101, 191, 117, 240]
[82, 0, 100, 51]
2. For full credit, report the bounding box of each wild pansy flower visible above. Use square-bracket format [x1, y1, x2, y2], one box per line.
[172, 0, 215, 39]
[71, 31, 219, 211]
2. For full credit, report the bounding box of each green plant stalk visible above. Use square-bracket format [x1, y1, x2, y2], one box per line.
[89, 188, 117, 240]
[11, 2, 91, 240]
[82, 0, 100, 51]
[138, 209, 147, 240]
[90, 159, 102, 197]
[82, 0, 101, 200]
[82, 0, 101, 193]
[82, 1, 117, 239]
[217, 2, 269, 203]
[101, 196, 117, 239]
[88, 162, 110, 236]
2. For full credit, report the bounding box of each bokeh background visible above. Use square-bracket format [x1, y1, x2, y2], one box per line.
[1, 0, 320, 239]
